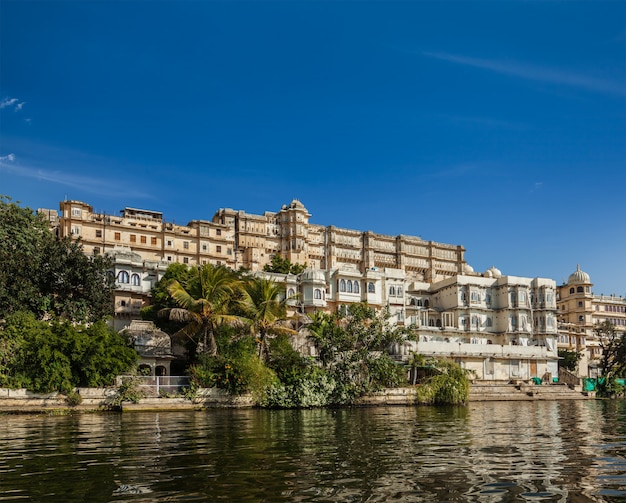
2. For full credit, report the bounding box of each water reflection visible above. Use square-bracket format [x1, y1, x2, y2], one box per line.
[0, 401, 624, 502]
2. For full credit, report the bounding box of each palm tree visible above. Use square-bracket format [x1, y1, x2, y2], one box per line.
[239, 277, 296, 361]
[165, 264, 241, 357]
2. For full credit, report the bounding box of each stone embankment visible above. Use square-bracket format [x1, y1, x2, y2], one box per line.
[0, 382, 594, 413]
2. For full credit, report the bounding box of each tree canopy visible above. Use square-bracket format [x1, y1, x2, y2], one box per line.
[263, 254, 306, 275]
[0, 196, 114, 323]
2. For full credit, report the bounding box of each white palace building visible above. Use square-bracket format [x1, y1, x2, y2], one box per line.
[42, 198, 559, 381]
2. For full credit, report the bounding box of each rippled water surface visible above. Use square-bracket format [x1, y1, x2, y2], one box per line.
[0, 400, 624, 502]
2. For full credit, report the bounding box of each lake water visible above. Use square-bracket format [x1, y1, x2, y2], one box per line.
[0, 400, 624, 502]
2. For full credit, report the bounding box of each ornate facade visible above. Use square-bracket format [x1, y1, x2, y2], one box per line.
[556, 265, 626, 377]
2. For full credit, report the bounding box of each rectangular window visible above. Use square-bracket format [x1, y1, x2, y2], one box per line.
[140, 235, 146, 244]
[93, 246, 100, 255]
[151, 237, 157, 245]
[167, 240, 173, 247]
[95, 229, 102, 238]
[216, 229, 222, 236]
[130, 234, 136, 243]
[70, 225, 81, 236]
[167, 256, 172, 261]
[71, 207, 81, 217]
[216, 245, 222, 253]
[183, 241, 189, 249]
[114, 232, 121, 241]
[202, 244, 207, 251]
[183, 257, 189, 264]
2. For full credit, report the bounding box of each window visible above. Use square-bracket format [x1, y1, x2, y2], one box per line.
[570, 288, 575, 294]
[470, 291, 480, 303]
[287, 288, 295, 298]
[347, 281, 353, 293]
[114, 232, 121, 241]
[151, 237, 157, 245]
[183, 241, 189, 249]
[183, 257, 189, 264]
[118, 271, 129, 283]
[167, 256, 172, 261]
[485, 318, 493, 327]
[140, 236, 146, 244]
[95, 229, 102, 238]
[216, 229, 222, 236]
[131, 274, 140, 286]
[577, 286, 584, 293]
[354, 281, 359, 294]
[314, 289, 322, 299]
[93, 247, 100, 255]
[71, 207, 81, 217]
[167, 240, 173, 247]
[216, 245, 222, 253]
[120, 300, 126, 307]
[339, 279, 346, 292]
[578, 315, 584, 322]
[368, 282, 375, 293]
[397, 286, 403, 296]
[130, 234, 136, 243]
[202, 244, 207, 251]
[389, 286, 396, 296]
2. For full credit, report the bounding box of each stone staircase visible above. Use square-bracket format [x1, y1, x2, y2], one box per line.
[469, 381, 594, 401]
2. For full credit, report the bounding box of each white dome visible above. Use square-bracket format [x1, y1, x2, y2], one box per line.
[300, 268, 326, 283]
[568, 264, 590, 285]
[463, 263, 474, 274]
[487, 266, 502, 278]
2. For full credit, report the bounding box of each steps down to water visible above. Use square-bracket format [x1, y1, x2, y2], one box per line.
[469, 381, 593, 401]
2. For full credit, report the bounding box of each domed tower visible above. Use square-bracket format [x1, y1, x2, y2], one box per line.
[278, 199, 311, 266]
[556, 265, 594, 373]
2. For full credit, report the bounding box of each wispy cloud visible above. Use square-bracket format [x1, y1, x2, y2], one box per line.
[0, 97, 26, 111]
[422, 51, 625, 96]
[0, 153, 152, 199]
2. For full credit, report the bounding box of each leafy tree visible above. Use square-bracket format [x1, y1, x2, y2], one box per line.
[239, 277, 296, 360]
[414, 359, 470, 405]
[307, 303, 407, 404]
[0, 196, 114, 323]
[558, 349, 583, 373]
[0, 311, 136, 393]
[163, 264, 242, 357]
[596, 321, 626, 379]
[263, 254, 306, 275]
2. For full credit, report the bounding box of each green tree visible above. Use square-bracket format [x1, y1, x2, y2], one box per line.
[239, 277, 297, 360]
[263, 254, 306, 275]
[0, 311, 136, 393]
[0, 196, 114, 323]
[163, 264, 242, 357]
[558, 349, 583, 373]
[307, 303, 407, 404]
[596, 321, 626, 379]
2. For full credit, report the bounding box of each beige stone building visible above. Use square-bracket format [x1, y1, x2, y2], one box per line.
[556, 265, 626, 377]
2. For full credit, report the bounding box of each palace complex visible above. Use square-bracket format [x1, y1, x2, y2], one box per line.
[39, 199, 624, 380]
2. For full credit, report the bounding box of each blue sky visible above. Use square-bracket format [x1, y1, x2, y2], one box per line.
[1, 1, 624, 295]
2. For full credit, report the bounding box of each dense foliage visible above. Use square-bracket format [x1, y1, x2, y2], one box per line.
[0, 196, 114, 323]
[0, 311, 136, 393]
[262, 254, 306, 275]
[413, 359, 471, 405]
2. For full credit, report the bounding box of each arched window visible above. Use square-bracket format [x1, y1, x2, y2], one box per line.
[577, 286, 584, 293]
[472, 316, 479, 326]
[368, 282, 375, 293]
[397, 286, 403, 296]
[485, 318, 493, 327]
[353, 281, 359, 294]
[389, 286, 396, 296]
[570, 288, 575, 294]
[131, 274, 140, 286]
[287, 288, 295, 298]
[424, 300, 429, 308]
[118, 271, 129, 284]
[339, 279, 346, 292]
[417, 299, 423, 307]
[347, 281, 353, 293]
[314, 289, 322, 299]
[510, 292, 517, 304]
